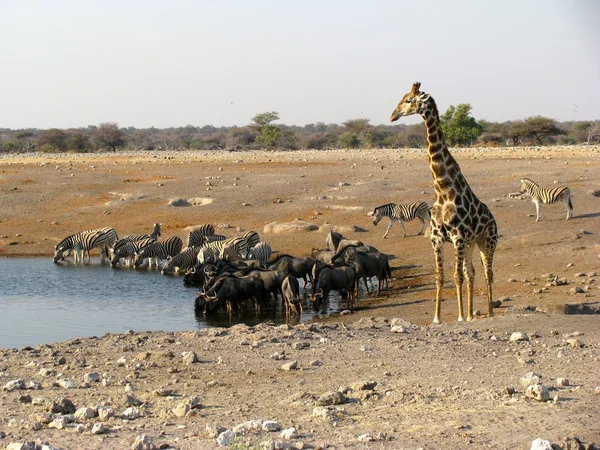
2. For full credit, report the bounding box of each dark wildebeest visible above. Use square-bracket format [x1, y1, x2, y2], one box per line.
[281, 275, 302, 315]
[268, 254, 315, 287]
[246, 269, 287, 303]
[310, 264, 356, 314]
[333, 247, 391, 295]
[203, 275, 264, 313]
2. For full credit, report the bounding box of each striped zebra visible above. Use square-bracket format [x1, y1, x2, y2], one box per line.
[247, 242, 272, 267]
[110, 237, 155, 268]
[134, 236, 183, 269]
[369, 201, 431, 238]
[111, 223, 161, 257]
[239, 230, 260, 249]
[161, 246, 200, 275]
[186, 224, 215, 247]
[197, 246, 220, 265]
[200, 236, 249, 261]
[54, 227, 118, 264]
[519, 178, 573, 222]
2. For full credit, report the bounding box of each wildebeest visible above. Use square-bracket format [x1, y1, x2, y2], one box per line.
[333, 247, 391, 295]
[325, 230, 343, 252]
[310, 248, 335, 265]
[202, 275, 265, 313]
[281, 275, 302, 315]
[246, 269, 287, 302]
[310, 264, 356, 314]
[268, 254, 315, 287]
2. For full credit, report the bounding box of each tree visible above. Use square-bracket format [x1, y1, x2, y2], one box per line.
[521, 116, 563, 145]
[574, 121, 600, 144]
[337, 132, 360, 148]
[251, 111, 281, 149]
[66, 130, 91, 152]
[37, 128, 68, 152]
[93, 122, 126, 152]
[440, 104, 482, 146]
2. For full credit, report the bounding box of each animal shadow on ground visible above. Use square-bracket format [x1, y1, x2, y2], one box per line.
[573, 211, 600, 219]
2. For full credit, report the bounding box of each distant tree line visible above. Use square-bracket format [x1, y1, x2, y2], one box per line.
[1, 107, 598, 153]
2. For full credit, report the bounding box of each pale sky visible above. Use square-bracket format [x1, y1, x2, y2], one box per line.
[1, 0, 598, 129]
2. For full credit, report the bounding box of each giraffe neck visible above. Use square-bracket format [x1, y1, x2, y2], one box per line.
[420, 99, 468, 201]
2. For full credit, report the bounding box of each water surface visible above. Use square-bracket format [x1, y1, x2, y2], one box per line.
[0, 257, 329, 349]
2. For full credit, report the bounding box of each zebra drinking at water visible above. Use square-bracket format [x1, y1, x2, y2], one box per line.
[110, 223, 161, 261]
[161, 246, 201, 275]
[239, 230, 260, 249]
[519, 178, 573, 222]
[247, 242, 272, 267]
[54, 227, 118, 264]
[134, 236, 183, 269]
[110, 237, 156, 268]
[368, 201, 431, 238]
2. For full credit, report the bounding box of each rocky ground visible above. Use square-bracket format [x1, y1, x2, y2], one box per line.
[0, 146, 599, 449]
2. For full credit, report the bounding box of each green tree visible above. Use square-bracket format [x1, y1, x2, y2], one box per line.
[521, 116, 563, 145]
[440, 104, 482, 146]
[93, 122, 126, 152]
[337, 131, 360, 148]
[251, 111, 281, 149]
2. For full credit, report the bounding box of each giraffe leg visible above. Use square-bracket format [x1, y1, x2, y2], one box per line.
[463, 245, 475, 321]
[453, 239, 466, 322]
[431, 232, 445, 324]
[535, 201, 541, 222]
[480, 241, 496, 319]
[383, 220, 393, 239]
[400, 221, 407, 237]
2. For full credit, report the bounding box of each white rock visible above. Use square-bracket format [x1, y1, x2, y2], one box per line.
[39, 368, 56, 377]
[510, 332, 530, 342]
[172, 402, 190, 418]
[391, 326, 409, 333]
[357, 433, 374, 442]
[74, 407, 96, 420]
[233, 420, 263, 434]
[556, 378, 570, 387]
[91, 423, 107, 435]
[131, 434, 157, 450]
[530, 438, 553, 450]
[97, 407, 114, 421]
[281, 360, 298, 371]
[182, 351, 199, 364]
[280, 427, 297, 439]
[521, 372, 543, 388]
[3, 379, 26, 391]
[6, 443, 36, 450]
[48, 417, 68, 430]
[58, 379, 77, 389]
[121, 407, 142, 420]
[216, 430, 236, 447]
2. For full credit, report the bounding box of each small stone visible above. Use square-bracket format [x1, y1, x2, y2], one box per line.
[153, 388, 174, 397]
[59, 379, 77, 389]
[172, 402, 190, 418]
[121, 407, 142, 420]
[3, 379, 26, 392]
[74, 407, 96, 420]
[317, 391, 347, 406]
[131, 434, 157, 450]
[352, 380, 378, 391]
[526, 384, 550, 402]
[6, 443, 36, 450]
[521, 372, 543, 388]
[280, 427, 297, 440]
[556, 378, 570, 387]
[39, 368, 56, 377]
[182, 351, 199, 364]
[91, 423, 107, 434]
[357, 433, 374, 442]
[281, 360, 298, 371]
[530, 438, 553, 450]
[97, 407, 114, 421]
[217, 430, 236, 447]
[510, 332, 530, 343]
[205, 423, 227, 438]
[83, 372, 100, 383]
[262, 420, 281, 432]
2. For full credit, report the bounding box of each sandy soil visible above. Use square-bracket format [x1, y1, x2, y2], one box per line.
[0, 146, 599, 449]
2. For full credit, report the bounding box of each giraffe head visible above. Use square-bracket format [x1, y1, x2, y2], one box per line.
[390, 82, 431, 122]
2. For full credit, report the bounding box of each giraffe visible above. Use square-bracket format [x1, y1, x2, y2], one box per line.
[390, 82, 498, 323]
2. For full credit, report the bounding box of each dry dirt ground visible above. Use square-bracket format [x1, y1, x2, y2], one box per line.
[0, 146, 599, 449]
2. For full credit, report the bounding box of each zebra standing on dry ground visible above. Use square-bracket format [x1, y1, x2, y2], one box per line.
[53, 227, 118, 264]
[519, 178, 573, 222]
[368, 201, 431, 238]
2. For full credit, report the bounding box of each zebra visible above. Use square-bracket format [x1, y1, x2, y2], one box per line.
[111, 223, 161, 257]
[199, 237, 248, 261]
[186, 224, 215, 247]
[197, 246, 220, 265]
[54, 227, 118, 264]
[239, 230, 260, 249]
[161, 246, 200, 275]
[247, 242, 272, 267]
[134, 236, 183, 269]
[110, 237, 155, 268]
[368, 201, 431, 238]
[519, 178, 573, 222]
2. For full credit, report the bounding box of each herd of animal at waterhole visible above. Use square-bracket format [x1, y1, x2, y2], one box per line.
[52, 82, 577, 323]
